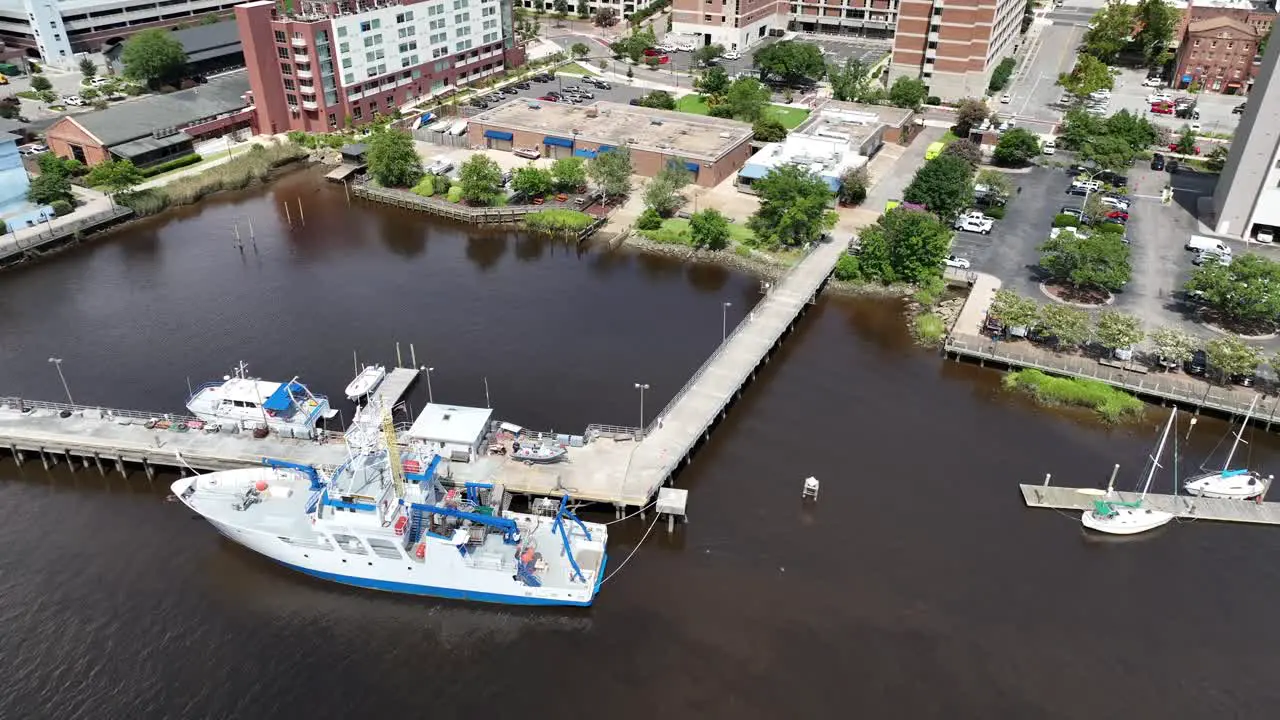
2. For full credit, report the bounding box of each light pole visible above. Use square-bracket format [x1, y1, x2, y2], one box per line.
[722, 301, 732, 341]
[424, 366, 435, 403]
[634, 382, 649, 436]
[48, 357, 74, 405]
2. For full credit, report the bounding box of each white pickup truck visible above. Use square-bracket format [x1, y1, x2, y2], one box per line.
[953, 211, 994, 235]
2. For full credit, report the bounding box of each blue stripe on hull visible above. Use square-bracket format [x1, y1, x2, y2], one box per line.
[274, 552, 609, 607]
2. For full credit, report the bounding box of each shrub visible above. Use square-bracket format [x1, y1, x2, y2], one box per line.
[0, 219, 6, 233]
[139, 153, 203, 177]
[50, 199, 74, 216]
[1094, 221, 1125, 234]
[913, 313, 946, 344]
[524, 208, 594, 234]
[636, 208, 662, 230]
[708, 104, 734, 118]
[117, 188, 170, 216]
[734, 245, 752, 258]
[925, 96, 942, 105]
[913, 276, 946, 307]
[834, 253, 860, 281]
[163, 143, 306, 205]
[446, 184, 463, 203]
[987, 57, 1016, 93]
[1052, 213, 1080, 227]
[1002, 369, 1144, 422]
[411, 175, 435, 197]
[647, 225, 691, 245]
[985, 205, 1006, 219]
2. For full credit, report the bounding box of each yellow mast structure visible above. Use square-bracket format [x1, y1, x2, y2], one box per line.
[381, 404, 406, 499]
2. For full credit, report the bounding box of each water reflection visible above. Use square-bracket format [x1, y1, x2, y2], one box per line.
[465, 234, 507, 270]
[684, 261, 729, 293]
[513, 233, 546, 262]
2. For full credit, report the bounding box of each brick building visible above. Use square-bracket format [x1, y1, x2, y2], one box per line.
[889, 0, 1024, 99]
[237, 0, 524, 135]
[1173, 16, 1262, 94]
[1173, 0, 1274, 50]
[671, 0, 788, 51]
[467, 99, 755, 187]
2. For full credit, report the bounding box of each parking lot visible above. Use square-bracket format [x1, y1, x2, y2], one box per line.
[454, 73, 653, 118]
[1092, 67, 1244, 138]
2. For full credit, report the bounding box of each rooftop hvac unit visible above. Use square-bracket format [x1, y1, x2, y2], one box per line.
[718, 132, 733, 139]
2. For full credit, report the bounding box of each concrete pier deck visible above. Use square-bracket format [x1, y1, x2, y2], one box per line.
[372, 367, 419, 410]
[1020, 483, 1280, 525]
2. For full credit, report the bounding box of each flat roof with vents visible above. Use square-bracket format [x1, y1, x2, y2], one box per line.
[469, 99, 755, 163]
[406, 403, 493, 446]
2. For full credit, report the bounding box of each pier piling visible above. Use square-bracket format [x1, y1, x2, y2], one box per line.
[65, 448, 75, 471]
[284, 202, 293, 227]
[9, 443, 21, 465]
[396, 342, 403, 368]
[38, 447, 49, 470]
[93, 452, 104, 476]
[410, 343, 417, 368]
[142, 457, 155, 482]
[247, 216, 255, 243]
[297, 198, 305, 227]
[115, 455, 126, 478]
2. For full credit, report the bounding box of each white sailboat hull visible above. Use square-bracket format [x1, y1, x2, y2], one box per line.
[344, 366, 386, 401]
[1184, 472, 1266, 500]
[1081, 507, 1174, 535]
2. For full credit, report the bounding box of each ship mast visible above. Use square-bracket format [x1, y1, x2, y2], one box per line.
[381, 404, 406, 499]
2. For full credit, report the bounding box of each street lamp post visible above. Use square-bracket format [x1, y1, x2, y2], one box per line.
[722, 301, 732, 341]
[48, 357, 74, 405]
[634, 382, 649, 437]
[424, 366, 435, 403]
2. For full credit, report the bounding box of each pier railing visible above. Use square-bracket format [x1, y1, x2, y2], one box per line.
[350, 181, 545, 223]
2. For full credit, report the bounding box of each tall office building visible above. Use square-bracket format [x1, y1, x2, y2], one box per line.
[1212, 39, 1280, 240]
[237, 0, 523, 134]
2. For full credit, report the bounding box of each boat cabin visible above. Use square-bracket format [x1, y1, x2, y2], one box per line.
[188, 376, 330, 432]
[405, 403, 493, 462]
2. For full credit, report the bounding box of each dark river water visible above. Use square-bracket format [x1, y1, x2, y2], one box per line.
[2, 168, 1279, 719]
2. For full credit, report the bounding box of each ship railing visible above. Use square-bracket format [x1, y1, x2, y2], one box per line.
[185, 380, 225, 404]
[583, 423, 642, 441]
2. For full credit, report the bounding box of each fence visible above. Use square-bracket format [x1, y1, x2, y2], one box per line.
[351, 181, 544, 223]
[0, 206, 134, 264]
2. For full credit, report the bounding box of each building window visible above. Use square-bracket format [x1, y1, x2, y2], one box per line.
[274, 30, 286, 43]
[337, 26, 348, 37]
[284, 78, 296, 90]
[286, 93, 297, 105]
[704, 13, 711, 20]
[1194, 39, 1200, 47]
[277, 47, 289, 59]
[339, 41, 349, 53]
[400, 26, 416, 37]
[343, 57, 353, 68]
[281, 63, 293, 75]
[344, 72, 355, 84]
[385, 96, 394, 108]
[353, 105, 363, 120]
[399, 41, 418, 53]
[328, 112, 337, 127]
[455, 12, 470, 22]
[396, 10, 414, 22]
[366, 49, 385, 61]
[68, 143, 86, 164]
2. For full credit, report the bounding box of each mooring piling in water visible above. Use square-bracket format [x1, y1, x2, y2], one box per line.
[284, 202, 293, 226]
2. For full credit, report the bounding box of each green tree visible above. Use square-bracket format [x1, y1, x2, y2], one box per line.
[854, 206, 953, 285]
[902, 154, 975, 222]
[1038, 232, 1131, 292]
[987, 57, 1017, 92]
[1172, 126, 1197, 155]
[593, 7, 618, 26]
[642, 173, 683, 217]
[1082, 2, 1137, 62]
[954, 98, 989, 137]
[693, 44, 724, 67]
[1185, 253, 1280, 326]
[989, 289, 1040, 329]
[993, 127, 1041, 166]
[975, 168, 1014, 199]
[1262, 27, 1272, 56]
[747, 164, 837, 248]
[29, 74, 52, 92]
[1057, 54, 1115, 97]
[78, 56, 97, 78]
[1103, 110, 1160, 150]
[1094, 310, 1145, 354]
[639, 90, 676, 110]
[1059, 108, 1105, 151]
[827, 57, 874, 102]
[725, 77, 771, 122]
[1205, 144, 1229, 172]
[942, 138, 982, 168]
[550, 156, 587, 190]
[1037, 304, 1092, 350]
[27, 153, 74, 205]
[570, 42, 590, 59]
[752, 40, 826, 85]
[1133, 0, 1179, 66]
[512, 165, 554, 198]
[365, 128, 423, 188]
[458, 154, 504, 204]
[689, 209, 731, 250]
[85, 158, 143, 198]
[837, 166, 869, 206]
[120, 28, 189, 87]
[696, 66, 731, 97]
[887, 76, 928, 109]
[1205, 336, 1262, 381]
[1080, 134, 1136, 170]
[587, 146, 633, 202]
[1150, 326, 1198, 367]
[752, 117, 787, 142]
[200, 12, 221, 24]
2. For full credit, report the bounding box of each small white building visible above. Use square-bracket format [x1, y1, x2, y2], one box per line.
[405, 403, 493, 462]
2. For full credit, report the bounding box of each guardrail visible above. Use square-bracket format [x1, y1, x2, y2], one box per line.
[350, 181, 545, 223]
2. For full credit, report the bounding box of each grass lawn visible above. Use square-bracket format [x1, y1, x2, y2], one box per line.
[641, 217, 757, 246]
[556, 62, 594, 76]
[940, 129, 959, 145]
[674, 94, 810, 130]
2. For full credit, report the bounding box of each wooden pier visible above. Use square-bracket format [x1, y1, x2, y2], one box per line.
[373, 367, 420, 411]
[1020, 483, 1280, 526]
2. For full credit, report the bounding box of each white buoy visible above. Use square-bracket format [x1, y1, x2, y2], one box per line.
[802, 476, 820, 500]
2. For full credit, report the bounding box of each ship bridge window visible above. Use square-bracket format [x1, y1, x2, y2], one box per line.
[332, 533, 369, 555]
[279, 536, 333, 551]
[366, 538, 404, 560]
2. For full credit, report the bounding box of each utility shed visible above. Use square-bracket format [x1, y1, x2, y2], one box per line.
[405, 404, 493, 462]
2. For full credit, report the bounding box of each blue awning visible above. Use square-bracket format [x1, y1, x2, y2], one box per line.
[543, 136, 573, 147]
[738, 164, 770, 180]
[598, 145, 616, 153]
[574, 148, 598, 158]
[262, 382, 306, 412]
[484, 129, 513, 141]
[684, 161, 699, 173]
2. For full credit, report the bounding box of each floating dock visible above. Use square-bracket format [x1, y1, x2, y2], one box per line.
[1020, 483, 1280, 526]
[373, 367, 419, 411]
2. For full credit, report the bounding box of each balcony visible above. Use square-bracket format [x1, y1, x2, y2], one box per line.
[928, 31, 938, 42]
[291, 36, 307, 47]
[302, 99, 319, 110]
[925, 48, 937, 60]
[294, 52, 308, 63]
[296, 68, 313, 79]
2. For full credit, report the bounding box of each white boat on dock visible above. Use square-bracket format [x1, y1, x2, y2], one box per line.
[344, 364, 386, 401]
[173, 406, 608, 606]
[1080, 408, 1177, 536]
[1185, 396, 1268, 500]
[512, 442, 566, 464]
[186, 362, 333, 437]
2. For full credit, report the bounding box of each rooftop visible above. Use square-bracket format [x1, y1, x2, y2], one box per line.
[1188, 16, 1260, 35]
[739, 134, 866, 188]
[810, 100, 913, 130]
[471, 99, 755, 162]
[169, 21, 243, 63]
[406, 403, 493, 445]
[59, 72, 251, 148]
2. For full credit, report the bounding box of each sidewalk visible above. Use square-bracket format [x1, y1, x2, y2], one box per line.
[0, 186, 123, 263]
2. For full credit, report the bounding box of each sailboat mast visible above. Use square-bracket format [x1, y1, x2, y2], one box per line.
[1221, 396, 1258, 471]
[1142, 409, 1178, 499]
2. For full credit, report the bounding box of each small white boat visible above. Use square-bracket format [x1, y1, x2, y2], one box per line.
[1184, 396, 1268, 499]
[512, 442, 566, 464]
[345, 365, 386, 401]
[1080, 408, 1176, 536]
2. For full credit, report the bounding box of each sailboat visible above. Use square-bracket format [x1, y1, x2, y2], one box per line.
[1081, 408, 1177, 535]
[1184, 396, 1268, 499]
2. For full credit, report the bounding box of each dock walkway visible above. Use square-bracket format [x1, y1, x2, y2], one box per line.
[1020, 483, 1280, 525]
[373, 367, 419, 411]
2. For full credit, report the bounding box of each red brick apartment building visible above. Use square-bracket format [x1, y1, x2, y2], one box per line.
[237, 0, 524, 134]
[1174, 16, 1264, 93]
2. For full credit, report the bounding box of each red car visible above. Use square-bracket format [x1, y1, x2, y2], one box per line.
[1150, 103, 1174, 114]
[643, 48, 659, 56]
[1168, 143, 1201, 155]
[537, 95, 557, 101]
[1107, 210, 1129, 221]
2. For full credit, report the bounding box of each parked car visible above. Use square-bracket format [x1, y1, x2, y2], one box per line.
[591, 79, 611, 90]
[533, 73, 554, 82]
[1106, 210, 1130, 222]
[537, 95, 557, 101]
[18, 142, 48, 156]
[1146, 93, 1172, 104]
[62, 95, 84, 106]
[954, 214, 994, 234]
[426, 159, 454, 176]
[1142, 77, 1163, 87]
[1169, 143, 1200, 155]
[1151, 153, 1166, 171]
[500, 170, 512, 186]
[722, 50, 741, 60]
[1151, 103, 1174, 114]
[1060, 207, 1086, 220]
[1100, 196, 1130, 211]
[1070, 179, 1101, 192]
[1186, 236, 1232, 255]
[1256, 229, 1274, 244]
[1232, 373, 1257, 387]
[1097, 170, 1127, 186]
[1000, 93, 1011, 104]
[1042, 139, 1056, 155]
[499, 87, 518, 96]
[514, 147, 541, 159]
[514, 81, 531, 89]
[1186, 349, 1208, 376]
[1193, 251, 1231, 266]
[1233, 102, 1247, 114]
[568, 89, 594, 99]
[943, 255, 972, 269]
[89, 76, 111, 87]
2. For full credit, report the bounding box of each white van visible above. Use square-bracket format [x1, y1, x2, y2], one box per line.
[1186, 235, 1232, 255]
[1042, 138, 1056, 155]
